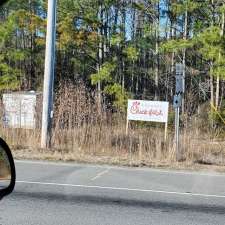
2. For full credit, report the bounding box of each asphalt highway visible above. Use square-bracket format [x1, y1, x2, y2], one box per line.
[1, 160, 225, 225]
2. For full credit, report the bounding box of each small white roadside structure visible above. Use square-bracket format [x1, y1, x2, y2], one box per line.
[2, 92, 40, 129]
[126, 99, 169, 140]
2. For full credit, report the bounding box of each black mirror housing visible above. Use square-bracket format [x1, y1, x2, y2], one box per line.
[0, 138, 16, 200]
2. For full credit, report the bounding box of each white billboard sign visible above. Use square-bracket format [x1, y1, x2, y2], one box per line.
[3, 93, 37, 129]
[127, 100, 169, 123]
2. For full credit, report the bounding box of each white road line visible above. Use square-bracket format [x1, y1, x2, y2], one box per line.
[15, 160, 225, 177]
[16, 180, 225, 199]
[91, 169, 110, 181]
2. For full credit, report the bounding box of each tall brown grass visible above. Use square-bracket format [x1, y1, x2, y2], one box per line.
[0, 82, 224, 166]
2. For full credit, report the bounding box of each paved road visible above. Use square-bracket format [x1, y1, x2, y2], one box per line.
[1, 160, 225, 225]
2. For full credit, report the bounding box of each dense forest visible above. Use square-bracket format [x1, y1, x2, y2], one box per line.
[0, 0, 225, 129]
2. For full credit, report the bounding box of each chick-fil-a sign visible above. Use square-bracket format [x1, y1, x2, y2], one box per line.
[127, 100, 169, 123]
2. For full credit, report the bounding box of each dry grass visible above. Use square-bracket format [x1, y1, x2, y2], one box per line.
[0, 82, 225, 170]
[0, 160, 10, 179]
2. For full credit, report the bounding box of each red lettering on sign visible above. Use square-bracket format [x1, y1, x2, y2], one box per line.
[130, 101, 163, 116]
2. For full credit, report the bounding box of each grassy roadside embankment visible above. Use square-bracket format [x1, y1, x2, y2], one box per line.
[0, 83, 224, 171]
[1, 125, 225, 172]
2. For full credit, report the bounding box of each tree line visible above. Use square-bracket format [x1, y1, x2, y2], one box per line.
[0, 0, 224, 129]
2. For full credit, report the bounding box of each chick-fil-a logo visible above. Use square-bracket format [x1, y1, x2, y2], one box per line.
[130, 101, 163, 117]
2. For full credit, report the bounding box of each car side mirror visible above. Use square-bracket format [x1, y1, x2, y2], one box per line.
[0, 138, 16, 200]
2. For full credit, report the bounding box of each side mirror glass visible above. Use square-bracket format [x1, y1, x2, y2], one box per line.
[0, 138, 16, 199]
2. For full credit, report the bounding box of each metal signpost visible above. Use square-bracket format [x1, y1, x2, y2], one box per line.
[174, 63, 184, 161]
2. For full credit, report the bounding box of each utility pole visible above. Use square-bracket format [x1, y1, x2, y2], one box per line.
[41, 0, 57, 148]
